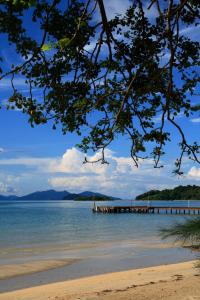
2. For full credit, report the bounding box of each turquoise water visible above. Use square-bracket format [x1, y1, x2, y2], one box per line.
[1, 200, 200, 248]
[0, 200, 199, 292]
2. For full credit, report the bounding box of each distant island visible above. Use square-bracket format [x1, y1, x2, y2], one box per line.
[0, 190, 120, 201]
[65, 195, 114, 201]
[136, 185, 200, 201]
[63, 191, 118, 201]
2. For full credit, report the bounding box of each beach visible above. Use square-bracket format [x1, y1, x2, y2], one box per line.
[1, 200, 199, 298]
[0, 259, 80, 280]
[0, 260, 199, 300]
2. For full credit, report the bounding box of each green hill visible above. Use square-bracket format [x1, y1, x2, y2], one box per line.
[136, 185, 200, 200]
[73, 195, 114, 201]
[63, 191, 119, 201]
[0, 190, 120, 201]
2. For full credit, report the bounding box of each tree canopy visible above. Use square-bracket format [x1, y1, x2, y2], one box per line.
[0, 0, 199, 173]
[136, 184, 200, 200]
[161, 217, 200, 253]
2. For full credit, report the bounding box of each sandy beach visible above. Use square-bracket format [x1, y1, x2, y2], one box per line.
[0, 259, 79, 280]
[0, 260, 199, 300]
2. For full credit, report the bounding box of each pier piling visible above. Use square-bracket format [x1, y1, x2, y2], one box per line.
[92, 205, 200, 215]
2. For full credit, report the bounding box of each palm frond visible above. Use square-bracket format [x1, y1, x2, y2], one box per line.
[161, 217, 200, 245]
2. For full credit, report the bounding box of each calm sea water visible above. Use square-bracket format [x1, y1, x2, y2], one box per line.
[1, 199, 199, 249]
[0, 200, 199, 291]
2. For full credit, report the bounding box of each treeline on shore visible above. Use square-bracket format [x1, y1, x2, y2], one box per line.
[136, 185, 200, 200]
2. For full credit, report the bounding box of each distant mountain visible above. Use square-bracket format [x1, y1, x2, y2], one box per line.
[19, 190, 71, 200]
[136, 185, 200, 201]
[64, 191, 119, 201]
[0, 190, 120, 201]
[0, 195, 18, 200]
[78, 191, 102, 197]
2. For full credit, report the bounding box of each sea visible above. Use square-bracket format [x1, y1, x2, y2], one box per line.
[0, 199, 200, 292]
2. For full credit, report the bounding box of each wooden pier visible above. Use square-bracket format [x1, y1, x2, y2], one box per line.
[93, 205, 200, 215]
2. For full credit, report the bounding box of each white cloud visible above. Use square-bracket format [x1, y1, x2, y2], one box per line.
[0, 77, 27, 89]
[46, 148, 191, 198]
[190, 118, 200, 123]
[0, 148, 157, 197]
[103, 0, 158, 21]
[0, 157, 52, 170]
[1, 98, 23, 111]
[143, 2, 159, 20]
[0, 182, 8, 193]
[188, 167, 200, 180]
[48, 174, 128, 195]
[0, 147, 4, 153]
[153, 111, 184, 124]
[0, 148, 198, 198]
[49, 148, 116, 175]
[0, 174, 18, 194]
[180, 25, 200, 40]
[103, 0, 131, 20]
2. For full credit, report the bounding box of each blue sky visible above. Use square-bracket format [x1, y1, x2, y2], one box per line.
[0, 0, 199, 198]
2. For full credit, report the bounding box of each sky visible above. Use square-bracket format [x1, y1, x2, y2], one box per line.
[0, 0, 199, 198]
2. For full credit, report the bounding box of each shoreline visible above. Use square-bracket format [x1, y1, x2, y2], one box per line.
[0, 239, 196, 294]
[0, 260, 199, 300]
[0, 259, 80, 280]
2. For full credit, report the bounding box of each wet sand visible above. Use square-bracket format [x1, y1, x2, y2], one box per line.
[0, 260, 199, 300]
[0, 239, 196, 294]
[0, 259, 79, 280]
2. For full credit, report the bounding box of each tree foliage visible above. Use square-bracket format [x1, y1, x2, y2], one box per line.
[0, 0, 199, 172]
[136, 185, 200, 200]
[161, 205, 200, 267]
[161, 217, 200, 246]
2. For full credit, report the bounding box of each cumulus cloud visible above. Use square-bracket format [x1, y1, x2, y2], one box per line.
[188, 167, 200, 180]
[0, 181, 16, 194]
[47, 148, 189, 198]
[0, 148, 197, 198]
[0, 172, 20, 195]
[49, 148, 116, 175]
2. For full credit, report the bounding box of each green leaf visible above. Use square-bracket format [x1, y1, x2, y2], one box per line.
[6, 0, 35, 6]
[28, 0, 36, 7]
[58, 37, 71, 49]
[41, 43, 52, 52]
[80, 21, 87, 27]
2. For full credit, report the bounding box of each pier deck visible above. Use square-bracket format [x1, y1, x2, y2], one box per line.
[93, 205, 200, 215]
